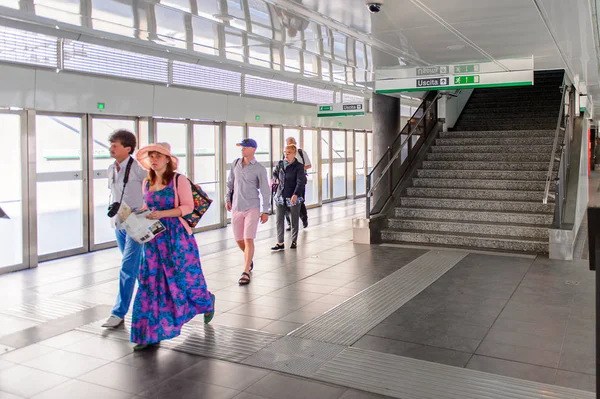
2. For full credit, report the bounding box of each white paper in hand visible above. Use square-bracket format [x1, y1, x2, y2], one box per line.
[122, 208, 166, 244]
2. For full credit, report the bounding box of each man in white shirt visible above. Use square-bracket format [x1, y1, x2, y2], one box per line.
[102, 130, 148, 328]
[285, 137, 310, 228]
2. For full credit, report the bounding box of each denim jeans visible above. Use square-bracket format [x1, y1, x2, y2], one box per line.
[111, 229, 142, 318]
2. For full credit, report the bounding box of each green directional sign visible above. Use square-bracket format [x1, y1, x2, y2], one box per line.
[454, 75, 480, 85]
[454, 64, 479, 73]
[319, 105, 332, 111]
[317, 102, 365, 117]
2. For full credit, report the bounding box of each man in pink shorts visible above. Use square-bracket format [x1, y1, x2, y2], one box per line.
[225, 138, 270, 285]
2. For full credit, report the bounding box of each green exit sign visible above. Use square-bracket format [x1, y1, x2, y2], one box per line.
[319, 105, 332, 111]
[255, 115, 260, 121]
[454, 75, 480, 85]
[338, 122, 343, 127]
[454, 64, 479, 73]
[97, 102, 105, 110]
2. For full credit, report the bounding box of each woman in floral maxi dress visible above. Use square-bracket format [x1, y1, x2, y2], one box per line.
[131, 143, 214, 350]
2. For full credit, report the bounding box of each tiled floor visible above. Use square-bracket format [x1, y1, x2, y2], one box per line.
[0, 198, 596, 398]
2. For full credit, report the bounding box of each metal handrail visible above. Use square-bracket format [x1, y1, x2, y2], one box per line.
[542, 75, 567, 204]
[367, 93, 441, 199]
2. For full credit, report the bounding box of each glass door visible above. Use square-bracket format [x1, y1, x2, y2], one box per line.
[248, 125, 272, 213]
[332, 130, 347, 200]
[302, 129, 319, 207]
[0, 112, 27, 273]
[321, 130, 331, 202]
[35, 114, 88, 261]
[89, 117, 137, 250]
[225, 124, 245, 221]
[156, 121, 189, 176]
[192, 123, 221, 229]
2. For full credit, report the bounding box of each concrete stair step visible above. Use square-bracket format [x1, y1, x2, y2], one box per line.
[439, 130, 555, 139]
[386, 218, 549, 239]
[431, 144, 552, 153]
[394, 207, 553, 225]
[436, 137, 554, 146]
[380, 229, 548, 253]
[426, 152, 551, 162]
[416, 169, 555, 180]
[454, 123, 556, 131]
[400, 196, 555, 213]
[421, 161, 557, 171]
[411, 178, 550, 191]
[405, 187, 550, 202]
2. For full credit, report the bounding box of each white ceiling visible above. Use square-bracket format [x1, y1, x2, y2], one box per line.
[0, 0, 599, 107]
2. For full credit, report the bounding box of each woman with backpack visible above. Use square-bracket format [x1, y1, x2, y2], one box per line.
[130, 143, 215, 351]
[271, 145, 306, 251]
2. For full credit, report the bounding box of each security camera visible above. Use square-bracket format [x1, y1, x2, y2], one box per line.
[366, 0, 383, 13]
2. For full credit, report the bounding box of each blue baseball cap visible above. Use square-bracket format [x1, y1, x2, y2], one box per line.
[236, 138, 258, 148]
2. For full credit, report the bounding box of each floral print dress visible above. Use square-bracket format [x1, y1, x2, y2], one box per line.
[130, 178, 213, 345]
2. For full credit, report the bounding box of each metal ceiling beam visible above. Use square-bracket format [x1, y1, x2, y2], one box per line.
[0, 5, 370, 97]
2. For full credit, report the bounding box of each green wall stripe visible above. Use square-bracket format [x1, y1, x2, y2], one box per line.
[376, 81, 533, 94]
[317, 112, 365, 117]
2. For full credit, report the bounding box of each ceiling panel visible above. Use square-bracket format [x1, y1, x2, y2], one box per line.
[376, 25, 483, 65]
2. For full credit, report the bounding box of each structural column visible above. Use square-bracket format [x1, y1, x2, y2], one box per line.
[372, 93, 401, 164]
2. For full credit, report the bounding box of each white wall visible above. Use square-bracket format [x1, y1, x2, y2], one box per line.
[0, 63, 373, 130]
[445, 89, 473, 129]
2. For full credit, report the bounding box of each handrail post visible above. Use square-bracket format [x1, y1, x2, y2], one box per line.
[365, 177, 371, 219]
[554, 177, 561, 228]
[387, 147, 392, 199]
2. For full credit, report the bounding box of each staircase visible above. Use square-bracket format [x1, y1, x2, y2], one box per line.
[381, 70, 563, 253]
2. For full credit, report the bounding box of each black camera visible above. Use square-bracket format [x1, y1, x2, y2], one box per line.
[107, 202, 121, 218]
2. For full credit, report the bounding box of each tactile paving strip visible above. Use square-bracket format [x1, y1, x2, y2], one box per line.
[315, 347, 595, 399]
[0, 297, 95, 323]
[291, 250, 468, 345]
[242, 336, 346, 377]
[77, 317, 282, 363]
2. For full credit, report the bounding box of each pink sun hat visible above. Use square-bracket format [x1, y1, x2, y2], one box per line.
[136, 142, 179, 170]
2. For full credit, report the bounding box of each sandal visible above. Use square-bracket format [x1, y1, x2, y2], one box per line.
[204, 294, 215, 324]
[238, 272, 251, 285]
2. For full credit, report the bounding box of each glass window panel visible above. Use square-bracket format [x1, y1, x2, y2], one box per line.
[35, 0, 81, 26]
[0, 0, 18, 9]
[271, 126, 282, 167]
[248, 39, 272, 68]
[321, 59, 331, 81]
[155, 5, 187, 49]
[92, 0, 135, 37]
[92, 118, 136, 245]
[37, 180, 84, 256]
[302, 129, 318, 206]
[139, 120, 150, 148]
[156, 122, 188, 176]
[284, 46, 301, 72]
[333, 34, 347, 62]
[321, 130, 331, 201]
[332, 63, 346, 84]
[193, 124, 221, 227]
[192, 17, 219, 55]
[303, 52, 318, 77]
[162, 0, 191, 13]
[196, 0, 222, 21]
[304, 22, 320, 53]
[0, 114, 22, 268]
[248, 0, 272, 39]
[248, 126, 271, 165]
[226, 0, 246, 21]
[226, 125, 244, 184]
[283, 128, 300, 146]
[225, 31, 245, 62]
[355, 132, 366, 196]
[332, 130, 346, 198]
[36, 116, 83, 173]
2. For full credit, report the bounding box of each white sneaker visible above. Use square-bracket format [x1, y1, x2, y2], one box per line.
[101, 315, 123, 328]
